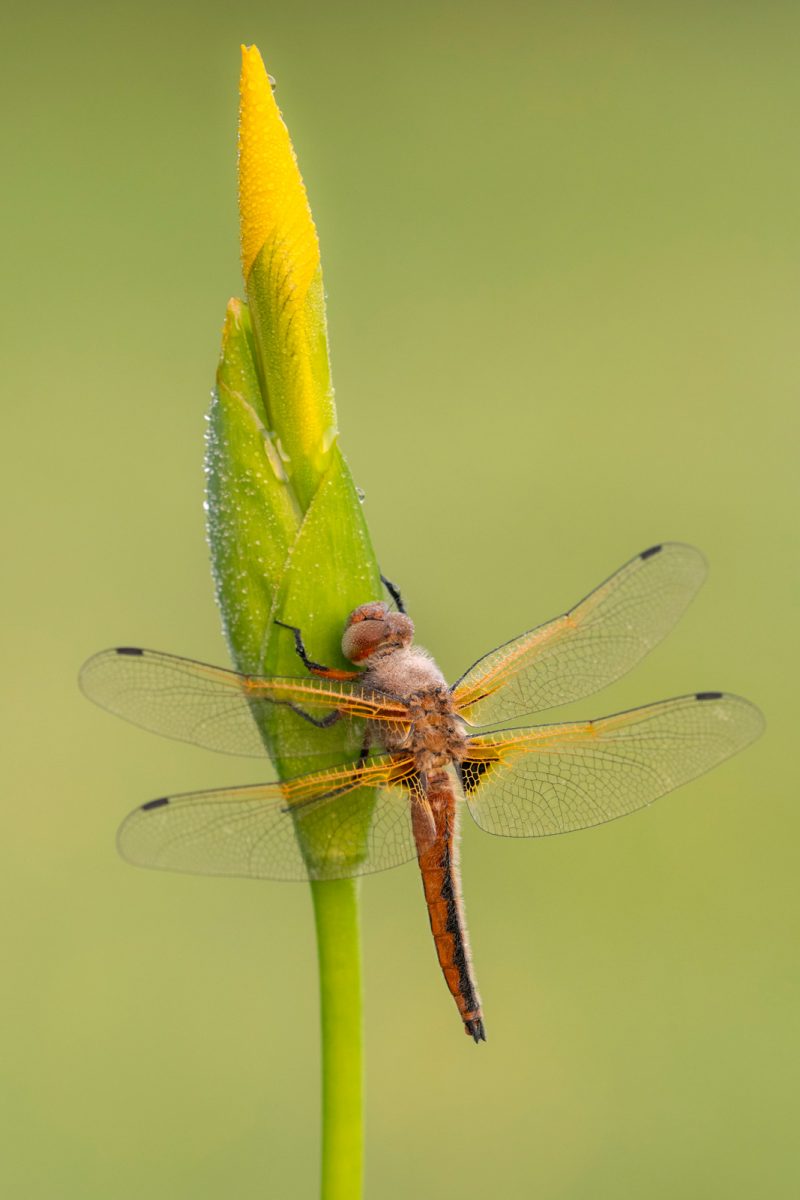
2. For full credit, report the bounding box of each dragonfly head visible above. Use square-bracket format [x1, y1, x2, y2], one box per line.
[342, 602, 415, 664]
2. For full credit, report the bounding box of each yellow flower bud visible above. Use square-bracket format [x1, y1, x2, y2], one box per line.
[238, 44, 319, 297]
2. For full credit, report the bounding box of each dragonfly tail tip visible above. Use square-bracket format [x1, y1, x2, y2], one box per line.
[465, 1016, 487, 1044]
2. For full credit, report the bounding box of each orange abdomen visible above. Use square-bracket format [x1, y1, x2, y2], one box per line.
[412, 778, 485, 1043]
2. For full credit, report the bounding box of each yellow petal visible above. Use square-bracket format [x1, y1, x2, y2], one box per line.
[238, 44, 320, 295]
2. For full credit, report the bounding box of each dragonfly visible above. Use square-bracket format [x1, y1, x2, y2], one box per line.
[80, 543, 763, 1043]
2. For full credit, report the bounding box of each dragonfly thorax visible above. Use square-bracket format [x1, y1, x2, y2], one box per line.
[363, 646, 468, 769]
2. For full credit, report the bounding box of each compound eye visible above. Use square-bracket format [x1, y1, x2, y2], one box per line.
[342, 616, 388, 663]
[346, 601, 388, 626]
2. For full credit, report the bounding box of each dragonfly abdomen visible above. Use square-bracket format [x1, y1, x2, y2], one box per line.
[412, 775, 485, 1043]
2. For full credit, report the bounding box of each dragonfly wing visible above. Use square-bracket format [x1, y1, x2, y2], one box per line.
[80, 647, 408, 758]
[460, 693, 764, 837]
[117, 754, 433, 881]
[451, 543, 707, 725]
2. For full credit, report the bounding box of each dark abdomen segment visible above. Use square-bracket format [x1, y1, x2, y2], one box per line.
[412, 776, 486, 1043]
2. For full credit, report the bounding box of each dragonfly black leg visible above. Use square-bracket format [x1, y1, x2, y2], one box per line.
[283, 702, 343, 729]
[380, 574, 407, 614]
[275, 619, 334, 674]
[275, 618, 360, 685]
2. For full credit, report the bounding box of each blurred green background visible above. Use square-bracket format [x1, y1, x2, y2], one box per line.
[2, 2, 797, 1196]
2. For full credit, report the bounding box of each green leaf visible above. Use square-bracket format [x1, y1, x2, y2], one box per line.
[207, 298, 301, 673]
[208, 300, 382, 857]
[246, 253, 338, 511]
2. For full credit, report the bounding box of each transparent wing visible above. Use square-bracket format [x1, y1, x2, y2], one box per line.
[461, 693, 764, 837]
[80, 647, 409, 758]
[451, 543, 707, 725]
[118, 754, 433, 881]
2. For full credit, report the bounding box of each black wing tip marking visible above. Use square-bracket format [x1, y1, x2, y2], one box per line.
[141, 796, 170, 811]
[465, 1017, 487, 1043]
[640, 544, 663, 560]
[695, 691, 724, 701]
[116, 646, 145, 656]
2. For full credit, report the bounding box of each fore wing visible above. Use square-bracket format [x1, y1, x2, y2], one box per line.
[80, 647, 409, 758]
[451, 543, 707, 725]
[118, 754, 433, 881]
[460, 692, 763, 837]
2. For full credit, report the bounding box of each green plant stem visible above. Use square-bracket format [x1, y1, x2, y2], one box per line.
[311, 878, 364, 1200]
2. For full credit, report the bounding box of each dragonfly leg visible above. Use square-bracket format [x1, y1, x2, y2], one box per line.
[380, 574, 407, 614]
[283, 702, 343, 729]
[275, 619, 359, 681]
